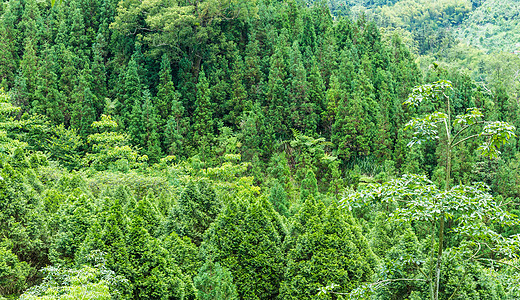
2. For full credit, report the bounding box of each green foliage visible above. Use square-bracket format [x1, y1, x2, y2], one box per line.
[193, 260, 238, 300]
[164, 180, 221, 246]
[281, 196, 378, 299]
[343, 174, 520, 298]
[0, 247, 30, 296]
[2, 0, 520, 298]
[85, 115, 146, 171]
[20, 251, 128, 300]
[201, 197, 285, 299]
[300, 169, 318, 201]
[268, 180, 290, 217]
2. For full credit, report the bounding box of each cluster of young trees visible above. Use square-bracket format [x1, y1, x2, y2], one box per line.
[1, 0, 520, 298]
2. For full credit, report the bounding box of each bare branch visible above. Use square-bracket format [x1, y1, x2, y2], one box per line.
[451, 133, 492, 149]
[475, 258, 520, 272]
[451, 121, 486, 145]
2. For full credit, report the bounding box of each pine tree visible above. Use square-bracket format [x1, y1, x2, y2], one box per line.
[266, 35, 290, 139]
[132, 194, 163, 237]
[177, 56, 196, 114]
[156, 54, 180, 122]
[127, 91, 143, 148]
[49, 193, 96, 265]
[91, 31, 108, 115]
[225, 56, 249, 128]
[69, 7, 89, 57]
[32, 46, 65, 124]
[126, 217, 187, 300]
[164, 115, 185, 157]
[97, 201, 130, 276]
[19, 39, 39, 110]
[288, 41, 318, 135]
[0, 22, 16, 87]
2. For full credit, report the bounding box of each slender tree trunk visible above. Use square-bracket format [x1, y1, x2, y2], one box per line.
[434, 96, 452, 300]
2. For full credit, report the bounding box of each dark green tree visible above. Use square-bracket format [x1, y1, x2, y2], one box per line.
[193, 67, 214, 155]
[194, 260, 239, 300]
[300, 169, 318, 201]
[164, 180, 220, 246]
[268, 180, 290, 217]
[280, 196, 378, 299]
[201, 197, 285, 299]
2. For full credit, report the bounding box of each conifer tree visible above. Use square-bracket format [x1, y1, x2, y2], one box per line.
[194, 260, 239, 300]
[300, 169, 318, 201]
[126, 217, 187, 300]
[127, 91, 143, 148]
[49, 193, 96, 265]
[268, 180, 290, 217]
[177, 57, 196, 114]
[0, 161, 49, 270]
[70, 69, 97, 137]
[201, 197, 285, 300]
[193, 67, 214, 155]
[164, 180, 220, 246]
[132, 194, 163, 237]
[69, 7, 88, 57]
[332, 66, 379, 161]
[0, 22, 16, 87]
[32, 47, 65, 125]
[156, 54, 180, 122]
[119, 57, 142, 127]
[91, 31, 108, 115]
[322, 73, 341, 137]
[90, 206, 130, 286]
[19, 39, 39, 109]
[243, 33, 263, 96]
[226, 56, 249, 128]
[266, 34, 290, 139]
[288, 41, 318, 135]
[141, 91, 162, 163]
[280, 197, 377, 299]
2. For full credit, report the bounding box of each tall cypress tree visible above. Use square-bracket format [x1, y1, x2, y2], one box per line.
[156, 54, 185, 155]
[194, 260, 239, 300]
[164, 180, 220, 246]
[156, 54, 180, 122]
[300, 169, 318, 202]
[119, 57, 142, 128]
[0, 22, 16, 87]
[193, 67, 214, 155]
[201, 197, 285, 300]
[70, 68, 97, 137]
[19, 39, 39, 110]
[225, 55, 249, 128]
[280, 197, 378, 299]
[266, 34, 290, 139]
[91, 31, 108, 115]
[288, 41, 317, 135]
[268, 180, 290, 217]
[141, 90, 162, 163]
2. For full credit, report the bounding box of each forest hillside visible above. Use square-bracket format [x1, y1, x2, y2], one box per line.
[1, 0, 520, 299]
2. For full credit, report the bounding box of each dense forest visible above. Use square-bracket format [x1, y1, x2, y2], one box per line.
[1, 0, 520, 298]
